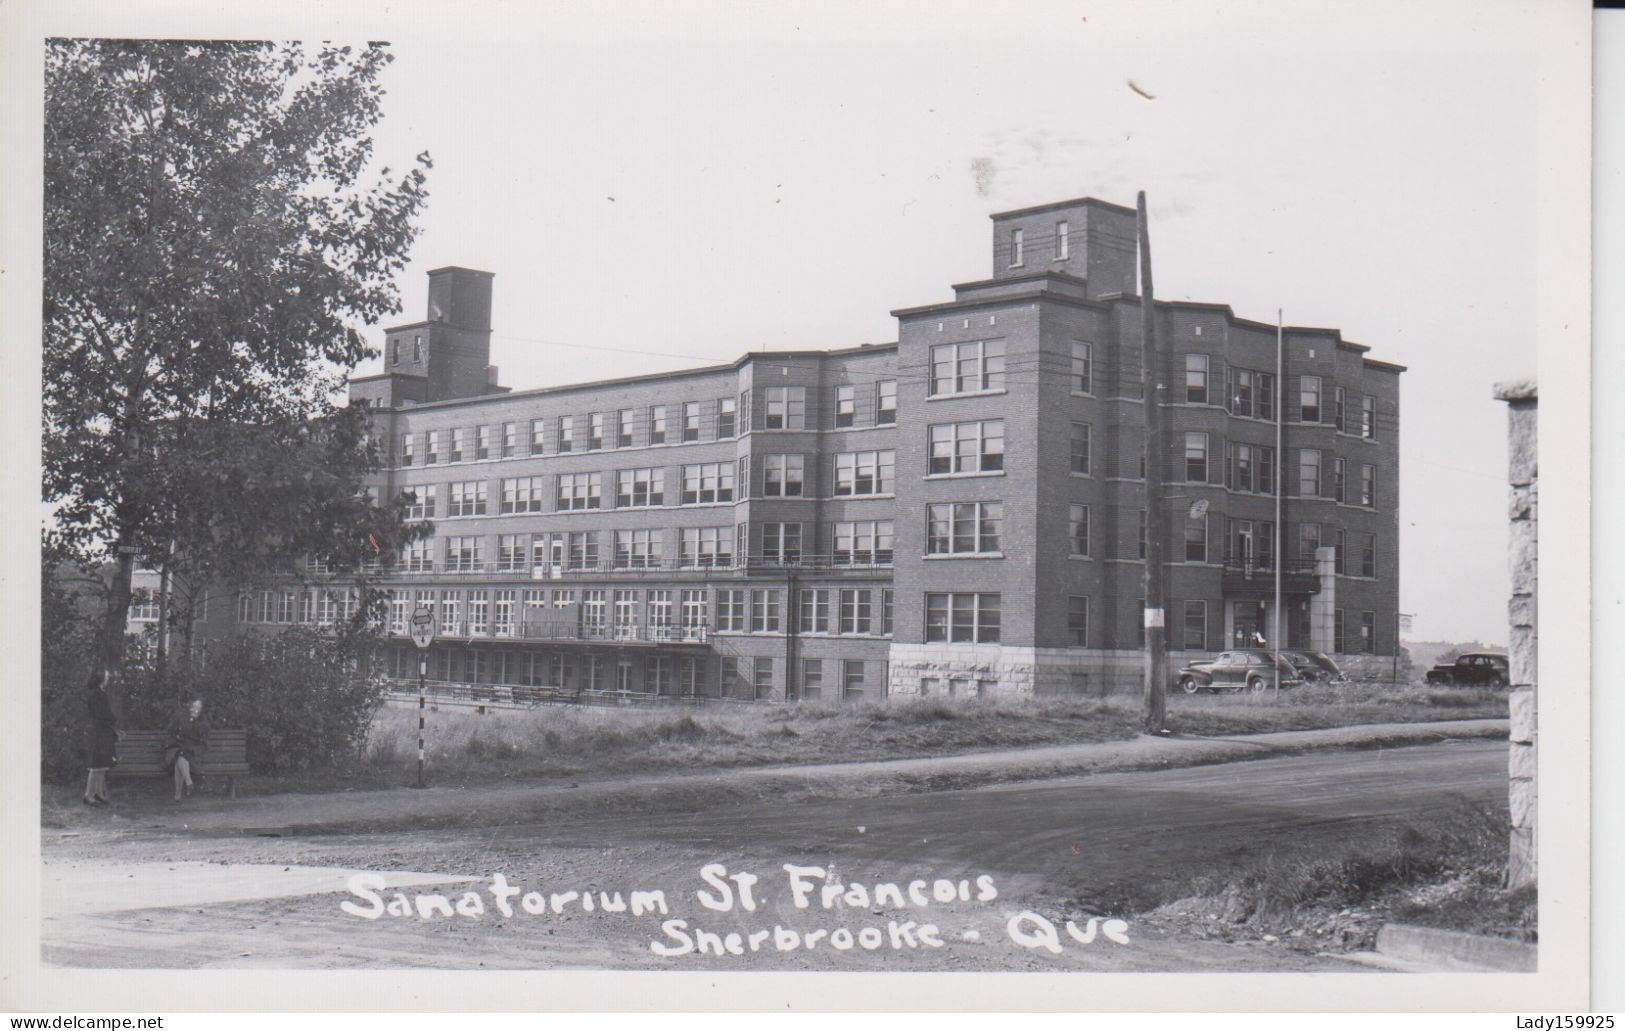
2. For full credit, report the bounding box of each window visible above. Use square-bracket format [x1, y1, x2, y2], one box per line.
[835, 385, 855, 427]
[1258, 372, 1276, 420]
[617, 410, 634, 448]
[683, 402, 701, 442]
[130, 597, 160, 622]
[496, 534, 528, 572]
[645, 654, 673, 694]
[613, 590, 640, 635]
[749, 590, 782, 633]
[401, 434, 415, 466]
[1359, 611, 1376, 654]
[681, 462, 735, 504]
[1361, 396, 1377, 439]
[838, 589, 873, 634]
[764, 386, 806, 430]
[929, 340, 1006, 395]
[558, 417, 574, 452]
[1184, 514, 1207, 562]
[1334, 528, 1347, 575]
[929, 419, 1004, 474]
[1186, 354, 1209, 403]
[566, 531, 600, 570]
[500, 477, 545, 514]
[799, 589, 830, 634]
[448, 428, 464, 463]
[404, 485, 436, 520]
[530, 419, 545, 454]
[763, 454, 804, 497]
[1071, 342, 1093, 394]
[801, 658, 824, 701]
[580, 590, 606, 634]
[413, 334, 422, 361]
[877, 380, 897, 425]
[424, 430, 440, 464]
[717, 397, 736, 438]
[716, 589, 747, 632]
[1138, 509, 1148, 560]
[1299, 449, 1322, 497]
[759, 523, 802, 565]
[1333, 457, 1347, 502]
[588, 413, 604, 450]
[613, 529, 661, 569]
[679, 526, 733, 568]
[1056, 220, 1069, 260]
[1360, 464, 1377, 508]
[1229, 368, 1275, 419]
[1360, 533, 1377, 578]
[1067, 596, 1088, 646]
[842, 660, 867, 701]
[391, 339, 401, 366]
[492, 591, 519, 638]
[929, 503, 1003, 555]
[615, 468, 665, 508]
[1334, 610, 1346, 653]
[468, 592, 489, 636]
[1183, 601, 1207, 650]
[446, 536, 482, 572]
[402, 538, 433, 572]
[1333, 388, 1347, 432]
[834, 450, 895, 496]
[1071, 422, 1092, 476]
[681, 589, 708, 631]
[1009, 227, 1024, 266]
[556, 472, 602, 510]
[1298, 522, 1322, 562]
[752, 658, 775, 699]
[475, 425, 492, 460]
[882, 589, 894, 635]
[1300, 376, 1322, 423]
[1067, 504, 1089, 557]
[449, 481, 488, 517]
[925, 593, 1001, 643]
[834, 520, 894, 565]
[1185, 432, 1209, 482]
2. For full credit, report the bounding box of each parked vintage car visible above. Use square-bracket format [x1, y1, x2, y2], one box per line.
[1280, 650, 1350, 684]
[1423, 651, 1510, 687]
[1176, 650, 1305, 694]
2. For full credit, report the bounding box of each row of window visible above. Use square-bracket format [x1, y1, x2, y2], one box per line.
[1183, 356, 1382, 437]
[400, 521, 898, 572]
[397, 384, 907, 468]
[390, 647, 878, 702]
[1059, 598, 1379, 653]
[1177, 434, 1379, 506]
[405, 452, 899, 518]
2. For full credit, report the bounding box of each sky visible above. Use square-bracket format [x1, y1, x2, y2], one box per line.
[332, 1, 1546, 644]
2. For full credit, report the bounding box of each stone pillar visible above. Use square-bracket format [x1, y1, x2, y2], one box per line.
[1495, 378, 1537, 890]
[1309, 545, 1338, 653]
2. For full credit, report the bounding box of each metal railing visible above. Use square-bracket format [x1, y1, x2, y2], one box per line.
[387, 620, 711, 645]
[383, 678, 765, 710]
[387, 554, 895, 579]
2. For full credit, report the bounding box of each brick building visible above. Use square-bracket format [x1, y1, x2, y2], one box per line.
[233, 197, 1404, 700]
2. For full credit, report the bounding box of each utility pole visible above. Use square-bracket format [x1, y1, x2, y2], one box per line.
[1137, 192, 1169, 734]
[1273, 310, 1284, 699]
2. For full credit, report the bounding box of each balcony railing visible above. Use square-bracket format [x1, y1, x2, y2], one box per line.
[1221, 556, 1321, 595]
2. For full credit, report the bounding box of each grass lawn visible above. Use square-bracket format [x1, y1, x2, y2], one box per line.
[357, 682, 1507, 787]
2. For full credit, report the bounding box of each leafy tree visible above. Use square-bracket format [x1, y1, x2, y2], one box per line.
[43, 39, 431, 671]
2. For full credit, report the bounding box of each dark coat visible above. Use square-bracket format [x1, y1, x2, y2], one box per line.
[86, 685, 117, 769]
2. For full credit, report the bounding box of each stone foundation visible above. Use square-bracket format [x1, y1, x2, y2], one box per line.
[887, 643, 1219, 698]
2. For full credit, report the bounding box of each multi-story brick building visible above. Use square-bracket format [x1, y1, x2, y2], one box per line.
[234, 197, 1403, 700]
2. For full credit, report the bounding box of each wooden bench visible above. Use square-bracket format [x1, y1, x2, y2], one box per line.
[108, 728, 251, 798]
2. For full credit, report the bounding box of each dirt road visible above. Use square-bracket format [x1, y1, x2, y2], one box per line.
[41, 735, 1504, 972]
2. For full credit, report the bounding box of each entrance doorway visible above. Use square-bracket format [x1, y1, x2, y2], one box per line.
[1231, 600, 1268, 648]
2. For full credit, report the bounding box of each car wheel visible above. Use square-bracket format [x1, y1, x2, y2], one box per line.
[1489, 674, 1508, 688]
[1179, 676, 1201, 695]
[1246, 675, 1267, 694]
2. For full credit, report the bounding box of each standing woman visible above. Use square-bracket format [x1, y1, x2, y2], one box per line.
[83, 669, 118, 806]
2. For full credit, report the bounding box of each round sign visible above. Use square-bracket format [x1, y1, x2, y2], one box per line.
[409, 605, 435, 649]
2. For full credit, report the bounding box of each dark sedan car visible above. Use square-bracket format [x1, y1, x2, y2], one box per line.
[1280, 650, 1349, 684]
[1424, 652, 1510, 687]
[1176, 650, 1305, 694]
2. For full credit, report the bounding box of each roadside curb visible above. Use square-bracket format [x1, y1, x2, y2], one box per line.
[1372, 922, 1536, 972]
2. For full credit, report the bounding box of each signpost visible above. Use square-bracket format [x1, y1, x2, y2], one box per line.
[409, 605, 435, 788]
